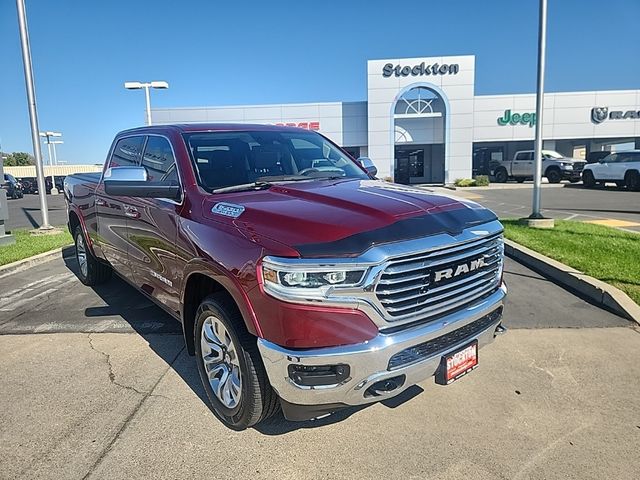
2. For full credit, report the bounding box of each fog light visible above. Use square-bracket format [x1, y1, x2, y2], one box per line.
[288, 364, 350, 387]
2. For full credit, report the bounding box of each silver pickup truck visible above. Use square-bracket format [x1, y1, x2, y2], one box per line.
[493, 150, 586, 184]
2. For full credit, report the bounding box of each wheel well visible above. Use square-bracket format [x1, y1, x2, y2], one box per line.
[68, 211, 80, 236]
[182, 273, 237, 355]
[625, 169, 639, 178]
[545, 166, 561, 176]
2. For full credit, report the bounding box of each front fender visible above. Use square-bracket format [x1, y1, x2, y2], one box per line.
[181, 258, 262, 338]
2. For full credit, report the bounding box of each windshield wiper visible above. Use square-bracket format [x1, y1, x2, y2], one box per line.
[213, 181, 272, 194]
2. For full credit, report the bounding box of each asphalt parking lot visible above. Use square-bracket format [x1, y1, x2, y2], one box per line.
[5, 193, 68, 230]
[446, 183, 640, 232]
[1, 250, 638, 479]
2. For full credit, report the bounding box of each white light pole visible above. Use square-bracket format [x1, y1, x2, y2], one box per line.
[124, 81, 169, 125]
[39, 131, 62, 194]
[16, 0, 51, 229]
[528, 0, 553, 227]
[51, 140, 63, 165]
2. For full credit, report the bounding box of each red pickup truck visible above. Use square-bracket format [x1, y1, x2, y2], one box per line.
[64, 124, 507, 429]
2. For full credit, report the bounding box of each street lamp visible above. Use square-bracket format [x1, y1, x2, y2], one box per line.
[50, 140, 63, 165]
[15, 0, 51, 229]
[524, 0, 554, 229]
[124, 81, 169, 125]
[39, 131, 62, 194]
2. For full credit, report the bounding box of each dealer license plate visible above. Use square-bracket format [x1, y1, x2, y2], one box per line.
[435, 341, 478, 385]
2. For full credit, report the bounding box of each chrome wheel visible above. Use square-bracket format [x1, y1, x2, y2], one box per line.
[200, 316, 242, 409]
[76, 233, 88, 278]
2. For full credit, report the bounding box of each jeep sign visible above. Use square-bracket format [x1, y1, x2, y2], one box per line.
[497, 109, 536, 127]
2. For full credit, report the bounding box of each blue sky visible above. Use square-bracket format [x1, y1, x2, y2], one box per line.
[1, 0, 638, 164]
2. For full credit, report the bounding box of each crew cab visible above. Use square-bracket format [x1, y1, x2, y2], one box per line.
[493, 150, 586, 183]
[64, 124, 507, 429]
[582, 150, 640, 190]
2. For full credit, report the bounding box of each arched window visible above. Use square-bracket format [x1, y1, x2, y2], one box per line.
[394, 87, 444, 116]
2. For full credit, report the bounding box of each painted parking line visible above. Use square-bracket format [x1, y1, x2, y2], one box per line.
[584, 219, 640, 228]
[0, 272, 76, 312]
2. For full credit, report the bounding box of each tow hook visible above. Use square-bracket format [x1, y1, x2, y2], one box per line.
[494, 324, 507, 337]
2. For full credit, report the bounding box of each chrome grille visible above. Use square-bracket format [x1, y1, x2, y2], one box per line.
[375, 233, 503, 321]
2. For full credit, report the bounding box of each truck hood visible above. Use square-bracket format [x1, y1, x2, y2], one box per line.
[203, 179, 497, 257]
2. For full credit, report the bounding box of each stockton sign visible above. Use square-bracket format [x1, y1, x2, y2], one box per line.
[497, 109, 536, 127]
[382, 62, 459, 78]
[591, 106, 640, 124]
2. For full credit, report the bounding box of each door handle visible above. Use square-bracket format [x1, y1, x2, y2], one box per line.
[124, 206, 140, 219]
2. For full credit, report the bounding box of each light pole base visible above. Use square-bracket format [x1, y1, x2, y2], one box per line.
[50, 188, 59, 195]
[31, 226, 62, 235]
[519, 217, 555, 229]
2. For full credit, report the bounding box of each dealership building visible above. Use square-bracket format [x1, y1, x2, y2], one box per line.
[152, 55, 640, 184]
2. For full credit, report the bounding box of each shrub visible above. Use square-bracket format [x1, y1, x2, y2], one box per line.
[474, 175, 490, 186]
[454, 178, 476, 187]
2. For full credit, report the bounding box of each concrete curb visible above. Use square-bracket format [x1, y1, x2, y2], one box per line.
[0, 246, 71, 279]
[504, 239, 640, 325]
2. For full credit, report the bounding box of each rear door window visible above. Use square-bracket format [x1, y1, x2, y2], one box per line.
[108, 136, 145, 169]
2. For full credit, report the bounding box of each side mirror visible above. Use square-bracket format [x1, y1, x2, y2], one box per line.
[104, 166, 180, 200]
[357, 157, 378, 177]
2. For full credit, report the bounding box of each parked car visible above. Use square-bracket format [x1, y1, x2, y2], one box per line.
[2, 173, 24, 199]
[586, 150, 611, 164]
[64, 124, 507, 429]
[17, 176, 37, 194]
[493, 150, 586, 183]
[17, 176, 54, 194]
[582, 150, 640, 190]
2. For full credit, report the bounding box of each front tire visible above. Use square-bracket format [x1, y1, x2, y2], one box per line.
[546, 168, 562, 184]
[582, 170, 596, 188]
[194, 293, 279, 430]
[494, 168, 508, 183]
[625, 170, 640, 191]
[74, 226, 111, 286]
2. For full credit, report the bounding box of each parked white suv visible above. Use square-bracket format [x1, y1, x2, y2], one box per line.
[582, 151, 640, 191]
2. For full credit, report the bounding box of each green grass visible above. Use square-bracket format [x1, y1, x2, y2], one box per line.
[502, 219, 640, 305]
[0, 228, 73, 266]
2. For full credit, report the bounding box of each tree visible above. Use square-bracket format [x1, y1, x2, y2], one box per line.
[2, 152, 35, 166]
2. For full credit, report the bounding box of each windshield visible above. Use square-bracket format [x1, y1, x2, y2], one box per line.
[542, 150, 564, 159]
[183, 130, 369, 191]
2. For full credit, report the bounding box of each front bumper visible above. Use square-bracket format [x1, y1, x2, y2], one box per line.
[258, 283, 506, 414]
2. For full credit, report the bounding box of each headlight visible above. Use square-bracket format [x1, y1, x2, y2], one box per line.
[559, 163, 573, 170]
[261, 257, 367, 300]
[262, 265, 365, 289]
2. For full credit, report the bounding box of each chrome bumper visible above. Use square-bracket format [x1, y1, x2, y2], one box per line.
[258, 283, 507, 407]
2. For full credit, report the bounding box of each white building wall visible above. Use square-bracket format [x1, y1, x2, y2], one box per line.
[152, 101, 368, 150]
[367, 55, 475, 182]
[151, 56, 640, 184]
[473, 90, 640, 142]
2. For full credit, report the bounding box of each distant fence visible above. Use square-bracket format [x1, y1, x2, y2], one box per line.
[4, 164, 103, 177]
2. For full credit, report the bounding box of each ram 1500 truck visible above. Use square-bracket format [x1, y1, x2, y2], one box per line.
[64, 124, 507, 429]
[493, 149, 586, 183]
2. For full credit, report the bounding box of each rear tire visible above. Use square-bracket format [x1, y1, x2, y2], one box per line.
[74, 226, 111, 286]
[625, 170, 640, 191]
[194, 293, 279, 430]
[495, 168, 508, 183]
[546, 168, 562, 184]
[582, 170, 596, 188]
